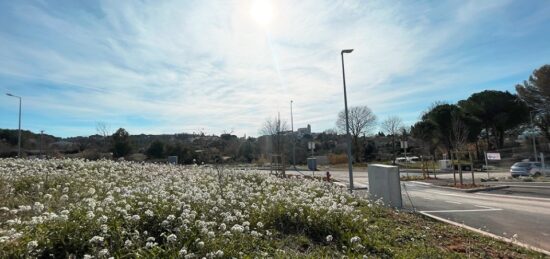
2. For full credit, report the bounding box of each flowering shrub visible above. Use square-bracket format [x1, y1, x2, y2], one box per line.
[0, 159, 541, 258]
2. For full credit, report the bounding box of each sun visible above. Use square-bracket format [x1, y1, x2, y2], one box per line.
[250, 0, 274, 27]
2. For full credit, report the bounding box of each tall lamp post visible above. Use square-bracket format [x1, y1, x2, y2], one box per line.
[6, 93, 22, 157]
[530, 111, 538, 162]
[341, 49, 354, 192]
[290, 100, 296, 168]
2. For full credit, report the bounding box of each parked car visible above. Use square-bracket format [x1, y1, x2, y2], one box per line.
[510, 162, 549, 177]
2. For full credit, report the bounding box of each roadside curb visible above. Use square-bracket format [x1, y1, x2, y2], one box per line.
[419, 211, 550, 256]
[409, 181, 510, 193]
[463, 185, 510, 193]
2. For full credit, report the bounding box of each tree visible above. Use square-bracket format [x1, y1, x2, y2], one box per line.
[260, 116, 289, 172]
[96, 122, 111, 151]
[411, 120, 438, 157]
[260, 116, 289, 136]
[516, 65, 550, 141]
[146, 140, 165, 159]
[422, 103, 461, 157]
[336, 105, 377, 162]
[458, 90, 529, 148]
[111, 128, 132, 158]
[381, 116, 403, 164]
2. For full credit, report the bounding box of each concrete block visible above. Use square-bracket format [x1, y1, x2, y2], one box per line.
[368, 164, 402, 208]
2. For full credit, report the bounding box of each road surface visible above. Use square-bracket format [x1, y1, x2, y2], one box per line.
[288, 168, 550, 252]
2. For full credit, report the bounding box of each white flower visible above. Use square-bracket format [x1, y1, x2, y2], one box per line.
[196, 241, 204, 248]
[98, 248, 109, 257]
[146, 241, 157, 248]
[27, 240, 38, 251]
[350, 236, 361, 244]
[178, 248, 188, 256]
[131, 214, 140, 221]
[98, 215, 108, 223]
[167, 234, 177, 243]
[145, 209, 154, 217]
[88, 188, 96, 195]
[33, 202, 45, 213]
[86, 211, 95, 220]
[89, 236, 104, 244]
[101, 224, 109, 233]
[219, 223, 226, 231]
[256, 222, 264, 228]
[326, 235, 333, 242]
[124, 240, 133, 247]
[60, 194, 69, 202]
[231, 224, 244, 233]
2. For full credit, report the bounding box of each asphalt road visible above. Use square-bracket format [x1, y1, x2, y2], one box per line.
[402, 181, 550, 252]
[288, 169, 550, 252]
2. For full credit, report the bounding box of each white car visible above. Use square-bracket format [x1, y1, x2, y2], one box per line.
[510, 162, 550, 177]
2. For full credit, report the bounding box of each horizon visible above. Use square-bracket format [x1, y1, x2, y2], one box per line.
[1, 0, 549, 138]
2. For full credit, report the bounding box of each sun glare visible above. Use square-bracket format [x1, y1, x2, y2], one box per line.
[250, 0, 273, 27]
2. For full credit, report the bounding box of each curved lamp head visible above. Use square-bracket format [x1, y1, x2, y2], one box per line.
[341, 49, 354, 54]
[6, 93, 13, 97]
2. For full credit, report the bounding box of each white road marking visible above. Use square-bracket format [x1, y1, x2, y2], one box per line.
[423, 197, 435, 201]
[503, 184, 550, 188]
[474, 205, 497, 209]
[419, 212, 550, 256]
[477, 192, 550, 202]
[410, 181, 433, 186]
[419, 207, 502, 213]
[445, 200, 462, 204]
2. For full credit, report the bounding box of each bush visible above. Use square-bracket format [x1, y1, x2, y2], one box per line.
[328, 153, 348, 165]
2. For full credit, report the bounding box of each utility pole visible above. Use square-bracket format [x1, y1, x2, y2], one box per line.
[40, 130, 44, 157]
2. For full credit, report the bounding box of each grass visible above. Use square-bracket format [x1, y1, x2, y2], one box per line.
[0, 158, 545, 258]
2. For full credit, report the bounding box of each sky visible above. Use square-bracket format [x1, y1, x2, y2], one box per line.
[1, 0, 549, 138]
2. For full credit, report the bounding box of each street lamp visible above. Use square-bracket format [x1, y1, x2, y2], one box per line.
[530, 111, 538, 162]
[341, 49, 354, 192]
[290, 100, 296, 168]
[6, 93, 22, 157]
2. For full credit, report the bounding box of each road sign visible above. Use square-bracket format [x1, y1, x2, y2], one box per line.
[308, 141, 315, 150]
[400, 141, 408, 149]
[486, 152, 501, 160]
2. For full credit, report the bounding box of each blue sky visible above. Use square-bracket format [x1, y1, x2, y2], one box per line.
[1, 0, 549, 138]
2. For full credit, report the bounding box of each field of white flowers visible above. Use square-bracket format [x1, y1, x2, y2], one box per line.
[0, 158, 543, 258]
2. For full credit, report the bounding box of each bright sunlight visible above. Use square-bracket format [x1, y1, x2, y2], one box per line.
[250, 0, 274, 27]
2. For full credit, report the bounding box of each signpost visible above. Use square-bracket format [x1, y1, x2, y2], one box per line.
[308, 142, 316, 175]
[486, 152, 501, 161]
[484, 152, 501, 179]
[400, 141, 408, 176]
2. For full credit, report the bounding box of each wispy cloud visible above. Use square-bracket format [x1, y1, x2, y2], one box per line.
[1, 0, 549, 137]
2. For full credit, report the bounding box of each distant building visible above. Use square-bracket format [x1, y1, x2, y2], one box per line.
[296, 124, 311, 138]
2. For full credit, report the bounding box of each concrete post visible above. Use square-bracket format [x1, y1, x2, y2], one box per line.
[367, 164, 402, 208]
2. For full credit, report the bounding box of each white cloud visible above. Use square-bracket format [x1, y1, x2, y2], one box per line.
[0, 0, 548, 137]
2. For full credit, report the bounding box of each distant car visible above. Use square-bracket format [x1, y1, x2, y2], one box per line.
[510, 162, 549, 177]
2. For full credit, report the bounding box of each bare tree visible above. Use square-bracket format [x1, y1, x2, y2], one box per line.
[452, 117, 470, 186]
[260, 117, 289, 136]
[260, 116, 289, 177]
[336, 105, 377, 162]
[381, 116, 403, 164]
[96, 122, 112, 151]
[452, 117, 469, 152]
